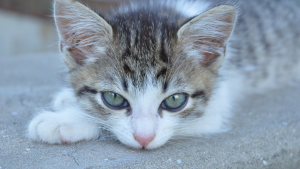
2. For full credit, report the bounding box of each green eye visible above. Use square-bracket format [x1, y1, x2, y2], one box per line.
[101, 91, 128, 109]
[162, 93, 188, 111]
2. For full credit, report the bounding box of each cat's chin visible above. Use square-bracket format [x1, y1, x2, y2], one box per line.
[118, 137, 170, 150]
[145, 140, 169, 150]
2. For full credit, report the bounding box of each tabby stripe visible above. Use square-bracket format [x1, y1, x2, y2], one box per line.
[77, 86, 98, 96]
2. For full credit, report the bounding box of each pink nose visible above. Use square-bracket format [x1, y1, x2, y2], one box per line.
[134, 134, 155, 147]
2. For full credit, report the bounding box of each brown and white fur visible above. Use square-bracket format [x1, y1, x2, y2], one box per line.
[28, 0, 300, 149]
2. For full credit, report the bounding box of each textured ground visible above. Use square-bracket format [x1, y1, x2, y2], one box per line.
[0, 53, 299, 169]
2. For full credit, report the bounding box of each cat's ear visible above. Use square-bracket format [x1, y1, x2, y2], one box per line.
[177, 5, 237, 71]
[54, 0, 113, 69]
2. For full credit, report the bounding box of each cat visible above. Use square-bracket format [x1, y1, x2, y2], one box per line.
[28, 0, 300, 149]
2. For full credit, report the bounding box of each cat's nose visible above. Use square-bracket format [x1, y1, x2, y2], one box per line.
[134, 134, 155, 147]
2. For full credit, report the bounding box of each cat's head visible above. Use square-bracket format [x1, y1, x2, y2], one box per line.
[54, 0, 236, 149]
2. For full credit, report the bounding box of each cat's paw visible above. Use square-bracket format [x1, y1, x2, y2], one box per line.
[28, 110, 100, 144]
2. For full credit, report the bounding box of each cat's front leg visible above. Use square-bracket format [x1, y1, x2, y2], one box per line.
[28, 107, 100, 144]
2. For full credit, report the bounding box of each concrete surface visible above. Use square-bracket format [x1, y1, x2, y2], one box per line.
[0, 53, 299, 169]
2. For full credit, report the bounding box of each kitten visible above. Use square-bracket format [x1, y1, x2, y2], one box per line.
[28, 0, 300, 149]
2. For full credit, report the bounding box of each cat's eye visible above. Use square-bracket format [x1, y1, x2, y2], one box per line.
[101, 91, 129, 109]
[161, 93, 188, 111]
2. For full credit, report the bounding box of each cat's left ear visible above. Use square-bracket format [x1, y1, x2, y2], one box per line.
[177, 5, 237, 72]
[54, 0, 113, 69]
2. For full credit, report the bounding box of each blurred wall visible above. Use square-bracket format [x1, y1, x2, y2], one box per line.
[0, 0, 52, 17]
[0, 0, 121, 57]
[0, 0, 121, 18]
[0, 10, 58, 57]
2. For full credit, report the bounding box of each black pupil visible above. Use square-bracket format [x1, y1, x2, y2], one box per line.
[172, 96, 176, 101]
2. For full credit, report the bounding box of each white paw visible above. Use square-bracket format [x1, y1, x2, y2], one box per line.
[28, 110, 100, 144]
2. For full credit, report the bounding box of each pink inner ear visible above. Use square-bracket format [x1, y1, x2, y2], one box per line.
[193, 38, 225, 67]
[61, 31, 95, 65]
[200, 52, 220, 67]
[67, 46, 87, 65]
[55, 9, 93, 65]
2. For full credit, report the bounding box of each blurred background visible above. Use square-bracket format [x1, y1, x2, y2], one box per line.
[0, 0, 121, 57]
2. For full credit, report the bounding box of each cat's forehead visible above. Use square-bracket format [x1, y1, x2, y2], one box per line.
[72, 8, 210, 93]
[106, 10, 183, 89]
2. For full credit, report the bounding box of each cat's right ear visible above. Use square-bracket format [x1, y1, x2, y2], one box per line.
[54, 0, 113, 69]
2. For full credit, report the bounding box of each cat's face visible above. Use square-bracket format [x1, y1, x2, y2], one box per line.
[54, 0, 236, 149]
[68, 35, 216, 148]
